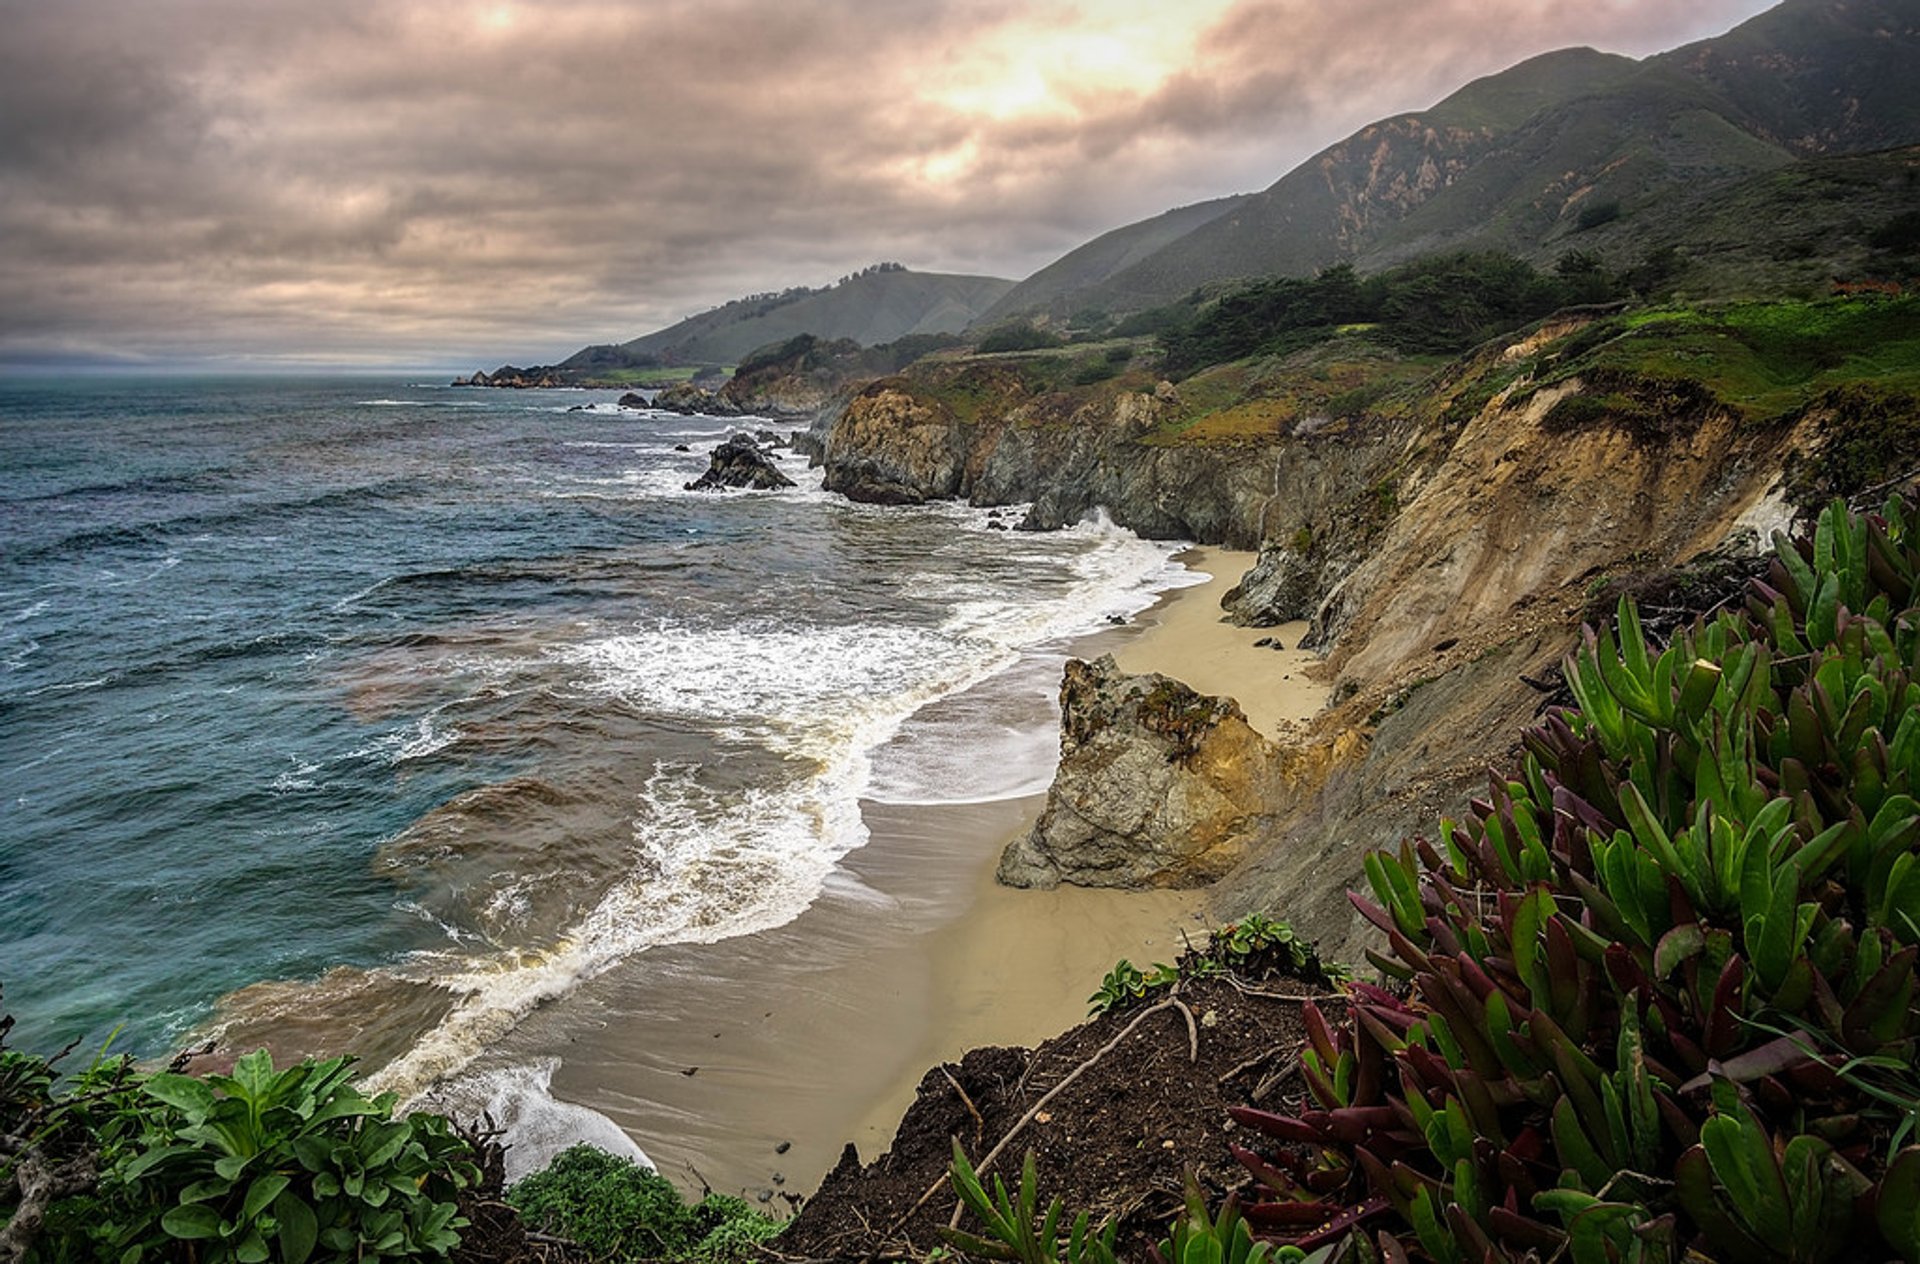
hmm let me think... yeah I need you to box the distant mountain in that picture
[990,0,1920,319]
[975,194,1251,325]
[565,266,1013,371]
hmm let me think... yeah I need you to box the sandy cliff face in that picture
[1208,356,1810,964]
[813,321,1832,966]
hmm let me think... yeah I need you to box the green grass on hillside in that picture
[1540,293,1920,421]
[1142,338,1442,447]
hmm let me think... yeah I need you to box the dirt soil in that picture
[770,970,1333,1262]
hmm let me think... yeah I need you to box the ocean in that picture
[0,375,1195,1170]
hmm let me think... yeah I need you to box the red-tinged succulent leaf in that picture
[1324,1105,1405,1146]
[1230,1143,1307,1197]
[1302,1055,1341,1111]
[1704,955,1746,1058]
[1347,981,1410,1010]
[1290,1197,1391,1249]
[1487,1205,1565,1251]
[1353,1008,1388,1104]
[1352,892,1401,937]
[1304,1001,1341,1066]
[1365,947,1414,981]
[1443,1200,1501,1258]
[1354,1005,1416,1051]
[1544,915,1587,1034]
[1376,1229,1413,1264]
[1679,1034,1823,1093]
[1604,941,1650,997]
[1228,1106,1322,1143]
[1241,1200,1345,1228]
[1842,944,1917,1051]
[1385,926,1435,975]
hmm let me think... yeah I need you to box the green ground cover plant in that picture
[506,1144,778,1263]
[1,1030,479,1263]
[1227,495,1920,1261]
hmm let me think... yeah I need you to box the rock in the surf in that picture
[684,434,797,492]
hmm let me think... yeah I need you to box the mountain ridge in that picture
[989,0,1920,320]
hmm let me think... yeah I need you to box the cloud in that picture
[0,0,1775,368]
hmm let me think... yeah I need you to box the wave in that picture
[412,1059,650,1182]
[359,525,1194,1102]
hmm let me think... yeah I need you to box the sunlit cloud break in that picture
[0,0,1774,369]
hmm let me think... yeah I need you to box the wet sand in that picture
[491,547,1321,1203]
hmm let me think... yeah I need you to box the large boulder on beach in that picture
[684,434,797,492]
[997,655,1296,890]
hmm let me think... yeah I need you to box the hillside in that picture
[566,266,1012,372]
[973,194,1251,325]
[992,0,1920,319]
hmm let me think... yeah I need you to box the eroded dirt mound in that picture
[775,974,1325,1261]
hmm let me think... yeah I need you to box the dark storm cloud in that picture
[0,0,1774,368]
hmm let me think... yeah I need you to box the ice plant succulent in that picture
[1230,496,1920,1262]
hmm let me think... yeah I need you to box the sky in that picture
[0,0,1780,372]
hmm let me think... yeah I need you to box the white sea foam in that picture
[345,712,461,766]
[420,1059,651,1183]
[363,503,1198,1105]
[358,399,431,407]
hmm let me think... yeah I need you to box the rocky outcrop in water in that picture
[655,383,742,416]
[684,434,796,492]
[997,656,1294,889]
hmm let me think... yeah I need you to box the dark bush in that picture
[977,323,1065,354]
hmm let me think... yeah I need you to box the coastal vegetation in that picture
[929,496,1920,1262]
[0,1031,478,1263]
[507,1146,778,1262]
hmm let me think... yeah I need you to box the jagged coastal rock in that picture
[655,382,742,416]
[683,434,796,492]
[997,656,1288,889]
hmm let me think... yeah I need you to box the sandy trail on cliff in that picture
[1111,546,1330,738]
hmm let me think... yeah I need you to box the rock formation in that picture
[683,434,796,492]
[997,656,1297,889]
[654,383,742,416]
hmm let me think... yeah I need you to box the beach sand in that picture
[506,546,1325,1203]
[1111,546,1329,738]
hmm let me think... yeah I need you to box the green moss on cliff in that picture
[1532,293,1920,423]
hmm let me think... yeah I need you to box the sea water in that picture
[0,376,1194,1131]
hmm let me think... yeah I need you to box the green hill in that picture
[566,266,1012,371]
[990,0,1920,320]
[975,194,1251,324]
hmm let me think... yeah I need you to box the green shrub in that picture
[1577,200,1622,231]
[1870,210,1920,255]
[1071,358,1121,386]
[1,1033,479,1264]
[943,1143,1119,1264]
[507,1144,777,1262]
[1229,496,1920,1261]
[977,324,1064,354]
[1086,915,1344,1016]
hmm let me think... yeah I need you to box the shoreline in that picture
[1110,546,1329,738]
[494,544,1329,1201]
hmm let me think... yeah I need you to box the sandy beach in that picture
[496,546,1326,1202]
[1112,547,1329,738]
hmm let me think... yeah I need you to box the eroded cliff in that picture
[813,295,1919,965]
